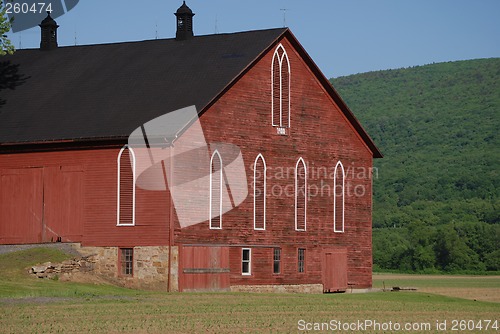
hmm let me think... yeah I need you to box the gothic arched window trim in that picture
[295,157,307,231]
[209,150,223,230]
[253,154,267,230]
[271,43,291,129]
[334,160,345,233]
[117,145,136,226]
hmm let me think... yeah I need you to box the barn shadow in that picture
[0,61,30,111]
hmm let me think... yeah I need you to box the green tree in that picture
[484,250,500,271]
[372,228,409,270]
[405,221,436,271]
[1,1,14,55]
[434,224,484,272]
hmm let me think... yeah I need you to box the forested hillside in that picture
[331,58,500,273]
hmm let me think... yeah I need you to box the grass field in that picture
[0,248,498,333]
[373,273,500,303]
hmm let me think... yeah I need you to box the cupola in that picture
[175,1,194,41]
[39,12,59,50]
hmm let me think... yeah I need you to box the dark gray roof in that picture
[0,28,287,144]
[0,27,382,158]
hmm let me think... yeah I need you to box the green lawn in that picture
[0,248,498,333]
[0,248,142,299]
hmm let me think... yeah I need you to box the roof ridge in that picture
[12,27,289,51]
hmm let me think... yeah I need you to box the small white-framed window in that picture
[271,43,291,131]
[209,150,223,229]
[334,160,345,233]
[242,248,251,275]
[295,157,307,231]
[253,154,267,230]
[117,145,136,226]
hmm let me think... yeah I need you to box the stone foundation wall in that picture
[230,284,323,294]
[66,244,179,291]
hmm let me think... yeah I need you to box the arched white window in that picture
[271,43,291,129]
[253,154,266,230]
[209,150,223,229]
[117,145,136,226]
[334,161,345,233]
[295,157,307,231]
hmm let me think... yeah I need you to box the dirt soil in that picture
[375,274,500,303]
[418,287,499,302]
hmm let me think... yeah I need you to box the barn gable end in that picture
[176,35,375,290]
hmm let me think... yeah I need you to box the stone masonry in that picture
[230,284,323,294]
[29,244,179,291]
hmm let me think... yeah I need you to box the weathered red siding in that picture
[174,37,373,288]
[0,149,170,246]
[229,246,323,286]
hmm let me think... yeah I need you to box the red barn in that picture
[0,3,382,292]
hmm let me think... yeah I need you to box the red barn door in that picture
[180,246,230,291]
[0,168,44,244]
[42,166,84,242]
[0,166,83,244]
[322,248,348,292]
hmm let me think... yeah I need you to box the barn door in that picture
[0,166,84,244]
[42,166,84,242]
[322,248,348,293]
[0,168,44,244]
[180,246,230,291]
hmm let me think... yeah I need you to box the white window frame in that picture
[334,160,345,233]
[295,157,307,231]
[117,145,136,226]
[271,43,291,128]
[242,248,251,276]
[253,153,267,230]
[209,150,223,230]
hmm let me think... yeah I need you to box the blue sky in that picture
[6,0,500,77]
